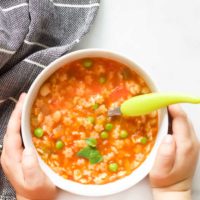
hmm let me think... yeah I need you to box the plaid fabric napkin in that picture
[0,0,100,199]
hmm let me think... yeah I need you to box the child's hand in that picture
[149,105,199,200]
[1,93,57,200]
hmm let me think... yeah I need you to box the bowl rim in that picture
[21,48,168,197]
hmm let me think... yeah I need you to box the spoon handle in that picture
[120,92,200,116]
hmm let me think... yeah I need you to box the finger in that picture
[6,93,26,136]
[168,104,198,152]
[22,148,45,188]
[150,134,176,185]
[168,105,191,141]
[168,105,199,179]
[168,104,186,118]
[1,149,24,188]
[3,93,26,161]
[22,148,57,200]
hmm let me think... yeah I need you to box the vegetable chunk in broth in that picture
[31,58,158,184]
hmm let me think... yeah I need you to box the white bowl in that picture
[21,49,168,197]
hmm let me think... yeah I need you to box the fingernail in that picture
[162,134,173,144]
[19,93,26,101]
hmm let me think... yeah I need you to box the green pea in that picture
[119,130,128,139]
[87,116,95,124]
[56,140,64,150]
[83,59,93,68]
[100,131,109,139]
[105,123,113,131]
[140,137,148,144]
[99,76,106,84]
[108,163,118,172]
[34,128,44,138]
[93,103,99,110]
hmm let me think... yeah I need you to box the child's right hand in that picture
[149,105,200,200]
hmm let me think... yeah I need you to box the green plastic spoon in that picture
[108,92,200,117]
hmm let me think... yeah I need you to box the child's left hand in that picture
[1,93,57,200]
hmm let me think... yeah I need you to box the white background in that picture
[58,0,200,199]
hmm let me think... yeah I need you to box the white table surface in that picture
[57,0,200,199]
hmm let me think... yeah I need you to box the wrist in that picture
[16,193,57,200]
[152,188,192,200]
[16,194,30,200]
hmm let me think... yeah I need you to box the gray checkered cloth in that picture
[0,0,100,199]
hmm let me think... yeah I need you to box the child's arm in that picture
[152,189,191,200]
[150,105,199,200]
[1,93,57,200]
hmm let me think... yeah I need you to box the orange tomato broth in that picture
[31,57,158,184]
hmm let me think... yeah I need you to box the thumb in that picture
[150,134,176,184]
[22,148,44,187]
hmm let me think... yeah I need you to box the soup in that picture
[31,57,158,184]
